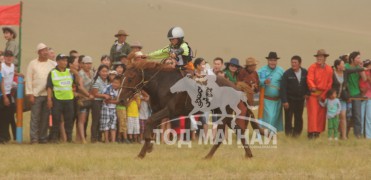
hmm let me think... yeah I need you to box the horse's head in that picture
[170,76,194,93]
[118,67,145,106]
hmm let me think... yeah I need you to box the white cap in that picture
[36,43,47,52]
[135,51,144,57]
[82,56,93,63]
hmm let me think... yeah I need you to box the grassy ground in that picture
[0,112,370,179]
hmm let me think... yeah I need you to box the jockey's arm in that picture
[147,46,170,60]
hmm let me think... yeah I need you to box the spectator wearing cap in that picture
[280,55,309,137]
[360,59,371,139]
[25,43,56,144]
[223,58,242,84]
[48,47,56,63]
[77,56,95,143]
[2,27,19,66]
[0,50,23,142]
[306,49,333,139]
[47,54,76,143]
[258,52,284,132]
[110,30,131,63]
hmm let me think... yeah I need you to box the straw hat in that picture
[130,41,142,48]
[114,30,129,37]
[314,49,329,57]
[245,57,258,66]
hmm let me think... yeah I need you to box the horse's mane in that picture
[127,61,177,72]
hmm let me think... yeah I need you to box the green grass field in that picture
[1,112,370,179]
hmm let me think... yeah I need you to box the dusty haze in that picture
[1,0,371,73]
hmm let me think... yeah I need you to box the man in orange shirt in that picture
[306,49,333,139]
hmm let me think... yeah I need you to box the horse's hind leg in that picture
[137,107,169,159]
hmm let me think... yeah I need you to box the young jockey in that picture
[147,27,194,70]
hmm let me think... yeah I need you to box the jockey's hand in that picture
[3,96,10,106]
[47,99,53,109]
[88,94,95,99]
[170,53,177,59]
[283,102,289,110]
[28,95,35,105]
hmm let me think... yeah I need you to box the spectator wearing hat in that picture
[345,51,367,138]
[280,55,309,137]
[2,27,19,66]
[25,43,56,144]
[0,50,22,142]
[47,54,76,143]
[258,52,284,132]
[360,59,371,139]
[306,49,333,139]
[237,57,260,106]
[128,41,143,58]
[223,58,241,84]
[110,30,131,63]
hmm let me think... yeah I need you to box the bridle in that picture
[119,68,162,100]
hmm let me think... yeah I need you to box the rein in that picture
[119,67,162,100]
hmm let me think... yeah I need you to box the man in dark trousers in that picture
[280,55,309,137]
[47,54,75,143]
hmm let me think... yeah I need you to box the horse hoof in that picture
[137,154,145,159]
[146,143,153,153]
[203,155,212,160]
[245,154,253,159]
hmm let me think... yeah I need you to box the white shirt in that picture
[115,41,125,52]
[1,63,15,94]
[25,59,56,96]
[294,68,302,83]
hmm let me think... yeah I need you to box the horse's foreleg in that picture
[137,107,169,159]
[235,122,253,159]
[204,122,226,160]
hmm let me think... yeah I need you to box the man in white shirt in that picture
[0,50,19,142]
[25,43,56,144]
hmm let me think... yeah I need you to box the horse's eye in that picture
[128,79,132,83]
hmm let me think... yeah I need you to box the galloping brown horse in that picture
[119,61,260,159]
